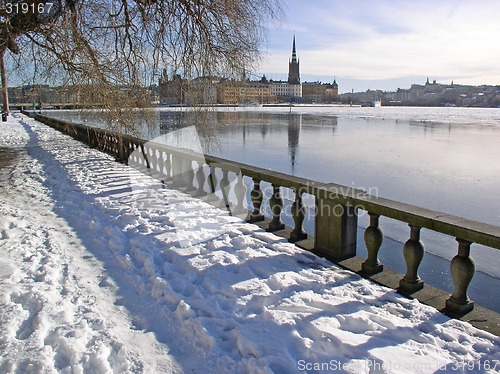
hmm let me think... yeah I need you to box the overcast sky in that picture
[257,0,500,93]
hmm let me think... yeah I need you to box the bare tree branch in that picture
[1,0,283,126]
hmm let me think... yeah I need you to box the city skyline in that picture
[257,0,500,93]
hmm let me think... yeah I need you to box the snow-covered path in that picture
[0,113,499,373]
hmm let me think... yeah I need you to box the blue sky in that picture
[257,0,500,93]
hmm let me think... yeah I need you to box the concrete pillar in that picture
[314,196,358,261]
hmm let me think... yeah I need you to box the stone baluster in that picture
[116,138,121,158]
[121,141,126,161]
[89,129,96,148]
[247,179,264,223]
[206,165,219,202]
[132,143,140,168]
[131,142,136,162]
[164,153,172,182]
[362,213,384,274]
[289,188,307,242]
[233,173,247,214]
[195,162,207,197]
[127,142,133,158]
[149,148,157,175]
[129,142,136,164]
[146,147,153,170]
[154,149,161,176]
[117,136,124,161]
[157,151,165,179]
[268,184,285,232]
[121,139,128,162]
[135,144,141,166]
[140,145,150,169]
[94,132,99,149]
[399,224,424,293]
[129,143,135,164]
[219,169,231,210]
[446,239,475,315]
[170,154,180,187]
[184,159,196,192]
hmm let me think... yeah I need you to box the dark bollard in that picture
[2,112,7,122]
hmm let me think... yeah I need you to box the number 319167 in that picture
[5,2,53,14]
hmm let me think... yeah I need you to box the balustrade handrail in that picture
[30,111,500,317]
[202,154,500,249]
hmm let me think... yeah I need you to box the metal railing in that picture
[31,112,500,317]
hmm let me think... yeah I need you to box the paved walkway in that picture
[0,148,18,186]
[0,147,16,169]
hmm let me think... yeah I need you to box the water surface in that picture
[46,106,500,280]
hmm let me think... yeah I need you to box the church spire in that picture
[291,34,297,63]
[288,35,300,84]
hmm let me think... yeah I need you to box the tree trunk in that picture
[1,50,9,120]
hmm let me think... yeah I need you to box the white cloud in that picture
[259,0,500,87]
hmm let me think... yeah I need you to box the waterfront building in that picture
[340,78,500,107]
[325,79,339,101]
[271,36,303,101]
[301,80,339,103]
[217,79,273,105]
[270,81,302,100]
[185,76,219,105]
[159,71,188,105]
[302,82,326,102]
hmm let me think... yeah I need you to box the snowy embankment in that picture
[0,113,499,373]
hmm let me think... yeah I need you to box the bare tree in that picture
[0,0,282,127]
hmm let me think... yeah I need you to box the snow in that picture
[0,113,499,373]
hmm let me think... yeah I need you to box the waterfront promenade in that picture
[1,113,499,372]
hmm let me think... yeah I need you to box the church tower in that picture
[288,35,300,84]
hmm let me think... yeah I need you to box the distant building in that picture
[302,79,339,103]
[339,89,384,104]
[186,77,219,105]
[217,79,273,105]
[270,81,302,99]
[159,70,188,105]
[325,80,339,101]
[340,78,500,107]
[271,36,302,101]
[302,82,326,102]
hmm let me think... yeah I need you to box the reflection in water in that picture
[157,111,327,173]
[157,111,338,174]
[288,114,301,171]
[158,109,224,153]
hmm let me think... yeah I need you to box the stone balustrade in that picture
[31,113,500,317]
